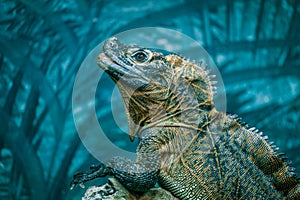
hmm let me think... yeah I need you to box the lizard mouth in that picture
[97,53,124,81]
[97,53,151,84]
[97,53,128,81]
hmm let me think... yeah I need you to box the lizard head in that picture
[97,37,214,141]
[98,37,169,88]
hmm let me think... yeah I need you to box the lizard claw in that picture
[70,183,75,191]
[79,183,86,189]
[70,163,111,190]
[89,164,99,170]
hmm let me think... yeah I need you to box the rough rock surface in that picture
[82,178,178,200]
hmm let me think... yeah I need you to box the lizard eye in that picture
[131,50,149,63]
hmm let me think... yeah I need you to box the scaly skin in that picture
[71,37,300,199]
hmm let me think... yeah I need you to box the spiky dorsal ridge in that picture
[228,113,286,156]
[165,54,217,99]
[227,113,300,197]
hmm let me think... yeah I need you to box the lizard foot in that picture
[70,163,111,190]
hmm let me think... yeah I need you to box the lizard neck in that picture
[121,54,216,140]
[123,68,215,139]
[134,83,215,134]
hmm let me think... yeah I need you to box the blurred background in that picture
[0,0,299,199]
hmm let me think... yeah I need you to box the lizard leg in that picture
[70,157,159,192]
[107,134,161,193]
[107,156,159,193]
[70,130,161,192]
[70,163,111,190]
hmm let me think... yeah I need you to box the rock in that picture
[82,178,178,200]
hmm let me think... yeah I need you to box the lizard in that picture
[71,37,300,199]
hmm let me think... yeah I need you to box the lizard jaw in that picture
[97,53,150,83]
[97,53,124,81]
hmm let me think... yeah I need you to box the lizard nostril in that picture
[103,38,119,52]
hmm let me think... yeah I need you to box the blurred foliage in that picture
[0,0,299,199]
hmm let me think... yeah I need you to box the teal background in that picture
[0,0,299,199]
